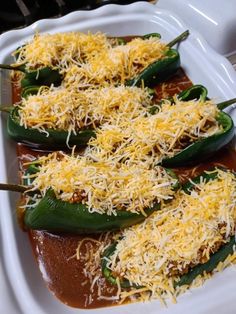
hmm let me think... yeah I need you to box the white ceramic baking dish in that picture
[1,2,236,314]
[157,0,236,56]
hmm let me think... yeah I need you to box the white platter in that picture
[1,2,236,314]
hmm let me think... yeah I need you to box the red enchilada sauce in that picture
[14,68,236,309]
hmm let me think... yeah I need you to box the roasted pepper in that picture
[22,165,178,234]
[0,31,188,90]
[141,84,234,167]
[0,63,62,89]
[175,235,235,287]
[149,84,208,115]
[5,85,152,148]
[7,106,95,149]
[174,168,236,287]
[24,189,159,234]
[102,168,236,289]
[126,30,189,87]
[5,85,234,152]
[160,88,235,167]
[4,85,153,147]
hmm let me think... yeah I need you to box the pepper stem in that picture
[167,30,190,48]
[0,64,24,72]
[217,98,236,110]
[0,183,28,193]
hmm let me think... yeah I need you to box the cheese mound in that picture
[18,85,151,134]
[13,32,167,87]
[13,32,112,70]
[63,37,167,87]
[29,152,177,215]
[106,169,236,301]
[86,97,222,166]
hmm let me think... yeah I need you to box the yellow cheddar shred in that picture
[13,32,112,70]
[18,85,151,134]
[29,152,177,215]
[106,169,236,301]
[13,32,167,88]
[87,97,222,166]
[62,37,167,88]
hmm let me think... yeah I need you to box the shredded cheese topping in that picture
[13,32,113,70]
[106,169,236,301]
[13,32,167,88]
[86,97,222,166]
[29,152,177,215]
[62,37,167,88]
[18,85,151,134]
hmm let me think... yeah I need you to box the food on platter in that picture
[86,85,235,167]
[1,24,236,310]
[18,151,178,233]
[0,30,188,90]
[101,168,236,302]
[6,85,152,148]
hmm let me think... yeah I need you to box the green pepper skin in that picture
[102,168,236,289]
[175,236,235,287]
[142,33,161,40]
[17,33,161,89]
[149,85,208,115]
[23,164,41,186]
[126,49,180,87]
[23,164,178,233]
[24,189,160,234]
[178,84,208,101]
[0,63,62,88]
[101,242,135,288]
[175,168,236,287]
[20,66,62,88]
[160,84,234,167]
[7,107,95,149]
[162,111,234,167]
[21,85,41,98]
[101,242,119,286]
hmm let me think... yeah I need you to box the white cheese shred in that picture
[18,85,151,136]
[87,97,222,167]
[29,152,177,215]
[106,169,236,302]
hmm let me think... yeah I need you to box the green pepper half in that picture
[162,113,234,168]
[24,189,160,234]
[126,30,189,87]
[0,31,188,91]
[148,84,234,167]
[0,63,62,89]
[161,90,235,167]
[23,165,178,234]
[175,168,236,287]
[7,107,95,149]
[102,168,236,289]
